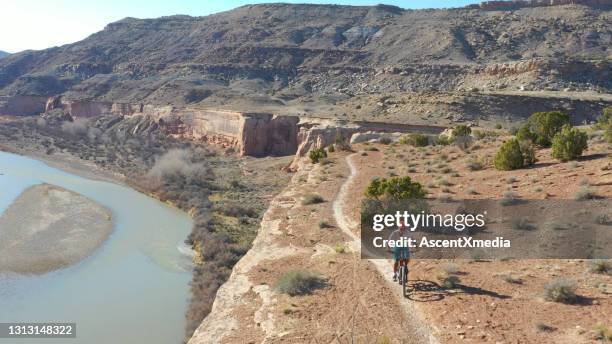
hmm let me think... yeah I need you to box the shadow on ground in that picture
[405,279,511,302]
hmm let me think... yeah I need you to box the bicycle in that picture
[398,258,410,297]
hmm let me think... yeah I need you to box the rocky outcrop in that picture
[294,119,445,158]
[295,119,362,157]
[482,59,541,77]
[239,114,299,156]
[467,0,612,10]
[155,108,446,158]
[0,95,47,115]
[2,93,446,157]
[45,95,142,118]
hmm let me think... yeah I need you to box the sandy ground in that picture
[0,184,113,274]
[342,134,611,344]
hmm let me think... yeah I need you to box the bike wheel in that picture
[402,266,408,297]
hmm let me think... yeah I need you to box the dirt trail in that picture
[332,153,440,344]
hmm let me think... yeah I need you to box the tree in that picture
[365,176,426,200]
[308,148,327,164]
[605,126,612,144]
[519,140,537,166]
[452,124,472,138]
[518,111,570,147]
[551,125,588,162]
[436,135,451,146]
[334,132,351,151]
[595,107,612,129]
[516,125,536,143]
[494,138,525,170]
[596,107,612,143]
[403,133,429,147]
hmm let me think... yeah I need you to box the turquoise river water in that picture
[0,151,194,344]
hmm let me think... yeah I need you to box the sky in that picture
[0,0,480,53]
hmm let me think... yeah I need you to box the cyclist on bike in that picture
[389,221,410,282]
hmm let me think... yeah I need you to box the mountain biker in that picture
[389,221,410,282]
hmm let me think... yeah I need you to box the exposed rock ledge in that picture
[2,93,445,157]
[0,184,113,274]
[188,153,437,343]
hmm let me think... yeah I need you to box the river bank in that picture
[0,114,293,339]
[0,150,195,344]
[0,142,127,185]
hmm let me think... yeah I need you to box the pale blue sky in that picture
[0,0,480,53]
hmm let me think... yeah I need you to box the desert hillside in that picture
[0,2,610,123]
[0,1,610,343]
[190,127,611,344]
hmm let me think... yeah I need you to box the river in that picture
[0,151,193,344]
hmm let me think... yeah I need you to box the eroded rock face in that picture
[240,114,299,156]
[295,119,361,157]
[45,96,142,118]
[0,95,47,115]
[294,119,446,158]
[3,92,447,158]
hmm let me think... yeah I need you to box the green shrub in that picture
[595,213,611,225]
[574,185,595,201]
[551,125,588,162]
[365,176,426,200]
[334,132,351,151]
[318,220,333,229]
[302,194,325,205]
[499,273,523,284]
[495,123,503,129]
[327,144,335,153]
[536,323,555,333]
[516,125,536,143]
[436,264,461,288]
[452,124,472,138]
[309,148,327,164]
[519,111,570,147]
[275,270,327,296]
[519,140,537,166]
[499,190,518,206]
[437,272,460,289]
[436,135,451,146]
[511,218,536,231]
[605,126,612,143]
[589,260,612,275]
[442,263,459,274]
[593,323,612,342]
[453,135,473,151]
[405,133,429,147]
[334,243,346,253]
[494,139,524,170]
[544,278,577,303]
[466,156,485,171]
[473,130,486,140]
[595,107,612,129]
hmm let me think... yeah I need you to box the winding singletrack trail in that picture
[333,153,440,344]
